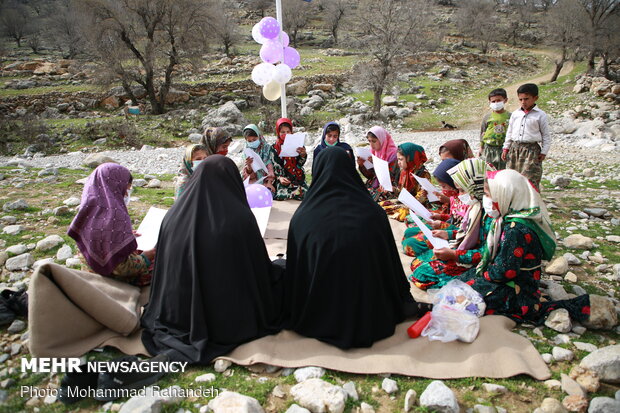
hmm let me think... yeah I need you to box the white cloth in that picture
[503,106,551,155]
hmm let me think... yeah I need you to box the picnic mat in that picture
[27,201,550,380]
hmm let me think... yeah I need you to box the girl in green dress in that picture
[458,169,591,324]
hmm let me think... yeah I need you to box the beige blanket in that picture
[28,201,550,380]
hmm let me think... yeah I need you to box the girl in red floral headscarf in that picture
[271,118,308,201]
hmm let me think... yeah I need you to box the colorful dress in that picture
[458,221,590,323]
[359,126,400,202]
[272,118,308,201]
[410,216,492,289]
[458,169,590,324]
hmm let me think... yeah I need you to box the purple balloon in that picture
[260,39,283,64]
[283,47,300,69]
[259,17,281,40]
[280,31,290,47]
[245,184,273,208]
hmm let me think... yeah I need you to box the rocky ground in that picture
[0,119,619,412]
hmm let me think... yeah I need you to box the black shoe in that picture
[0,295,16,326]
[1,289,28,318]
[58,368,99,405]
[95,354,169,402]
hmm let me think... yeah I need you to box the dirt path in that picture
[462,49,575,128]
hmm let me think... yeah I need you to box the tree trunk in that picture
[373,87,383,114]
[550,60,564,83]
[587,50,596,73]
[602,53,610,80]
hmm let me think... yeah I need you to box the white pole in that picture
[275,0,287,118]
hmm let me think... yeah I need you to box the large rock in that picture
[550,176,571,188]
[419,380,459,413]
[288,80,309,96]
[164,88,190,104]
[545,309,572,333]
[2,225,24,235]
[539,397,567,413]
[100,96,120,109]
[5,253,34,271]
[0,252,8,267]
[580,345,620,383]
[3,199,29,212]
[294,367,325,383]
[546,257,569,276]
[553,118,578,134]
[203,101,247,127]
[381,378,398,394]
[561,373,586,397]
[570,366,600,393]
[564,234,594,249]
[553,347,574,362]
[56,245,73,261]
[562,395,588,412]
[382,96,398,106]
[83,153,117,168]
[588,397,620,413]
[290,378,347,413]
[583,295,618,330]
[36,235,64,251]
[207,391,264,413]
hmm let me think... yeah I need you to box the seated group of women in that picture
[67,130,593,366]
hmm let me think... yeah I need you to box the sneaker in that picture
[1,289,28,317]
[0,295,16,326]
[95,354,169,401]
[58,368,99,405]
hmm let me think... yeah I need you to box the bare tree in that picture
[456,0,498,53]
[323,0,350,45]
[597,10,619,79]
[247,0,272,18]
[544,0,588,81]
[47,0,85,58]
[354,0,435,114]
[577,0,619,73]
[0,1,30,47]
[211,2,241,58]
[79,0,211,114]
[282,0,314,47]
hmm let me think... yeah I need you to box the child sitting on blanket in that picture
[68,163,155,286]
[242,124,276,193]
[395,143,431,206]
[174,144,208,200]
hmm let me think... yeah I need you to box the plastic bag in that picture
[421,280,486,343]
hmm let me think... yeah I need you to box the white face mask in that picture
[490,101,505,111]
[193,160,203,169]
[458,193,474,205]
[483,195,500,218]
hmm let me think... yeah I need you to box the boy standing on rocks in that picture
[501,83,551,191]
[479,88,510,170]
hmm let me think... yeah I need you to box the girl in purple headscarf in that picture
[68,163,155,286]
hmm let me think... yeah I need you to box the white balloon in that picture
[251,63,275,86]
[272,64,292,84]
[263,80,281,101]
[252,23,266,44]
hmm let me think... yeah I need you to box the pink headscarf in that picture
[368,126,398,162]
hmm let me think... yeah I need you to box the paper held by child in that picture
[414,175,440,203]
[244,148,269,173]
[243,176,250,187]
[398,189,432,222]
[136,207,168,251]
[251,206,271,238]
[355,147,374,169]
[372,155,393,192]
[409,213,450,249]
[279,133,306,157]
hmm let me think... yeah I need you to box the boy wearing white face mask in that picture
[479,88,510,170]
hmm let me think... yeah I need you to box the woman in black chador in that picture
[284,147,420,349]
[141,155,283,364]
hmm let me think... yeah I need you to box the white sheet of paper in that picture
[414,175,440,203]
[409,214,450,249]
[398,189,432,222]
[244,148,268,173]
[251,206,271,238]
[279,133,306,157]
[243,176,250,187]
[355,147,373,169]
[372,155,393,192]
[136,207,168,251]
